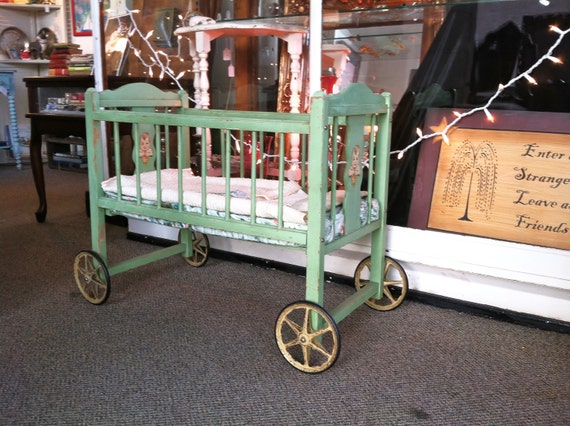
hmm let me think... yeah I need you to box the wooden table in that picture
[26,111,86,223]
[23,75,195,223]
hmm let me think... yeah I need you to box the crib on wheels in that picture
[74,82,408,373]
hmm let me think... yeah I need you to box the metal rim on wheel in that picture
[275,301,340,373]
[73,250,111,305]
[180,231,209,267]
[354,255,408,311]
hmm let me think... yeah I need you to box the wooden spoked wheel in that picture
[180,231,209,267]
[74,250,111,305]
[275,301,340,373]
[354,255,408,311]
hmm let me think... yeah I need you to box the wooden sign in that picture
[409,109,570,251]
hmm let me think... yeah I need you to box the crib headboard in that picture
[85,82,190,176]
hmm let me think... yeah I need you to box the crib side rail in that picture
[86,88,313,245]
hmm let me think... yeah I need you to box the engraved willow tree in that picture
[443,140,498,222]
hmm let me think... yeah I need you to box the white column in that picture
[91,0,109,178]
[309,0,323,98]
[195,31,212,110]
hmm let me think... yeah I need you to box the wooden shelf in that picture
[0,3,60,13]
[0,59,50,65]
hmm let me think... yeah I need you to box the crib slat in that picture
[113,120,122,199]
[250,132,258,224]
[366,114,379,224]
[200,129,208,215]
[330,116,339,236]
[132,124,142,205]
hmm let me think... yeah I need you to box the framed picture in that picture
[408,108,570,251]
[104,16,131,75]
[8,48,20,60]
[72,0,93,36]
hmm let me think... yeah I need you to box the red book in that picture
[49,60,68,68]
[49,52,71,59]
[48,68,69,76]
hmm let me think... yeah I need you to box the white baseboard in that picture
[128,219,570,322]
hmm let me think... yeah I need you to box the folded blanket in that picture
[101,169,309,224]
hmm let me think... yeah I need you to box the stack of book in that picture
[48,43,83,76]
[51,152,88,170]
[68,54,94,76]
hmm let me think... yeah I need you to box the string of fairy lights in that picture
[112,5,568,163]
[394,24,570,159]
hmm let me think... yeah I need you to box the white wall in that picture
[209,227,570,323]
[129,219,570,323]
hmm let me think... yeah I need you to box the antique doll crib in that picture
[74,82,408,373]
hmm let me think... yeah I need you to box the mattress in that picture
[101,168,379,246]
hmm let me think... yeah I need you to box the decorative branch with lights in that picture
[119,8,194,102]
[392,25,569,159]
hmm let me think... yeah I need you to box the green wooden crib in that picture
[74,82,408,373]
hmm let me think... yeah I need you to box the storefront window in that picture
[108,0,568,244]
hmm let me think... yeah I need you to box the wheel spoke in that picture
[194,245,207,258]
[308,324,334,340]
[181,232,209,267]
[76,265,90,277]
[301,345,311,367]
[383,286,397,304]
[86,281,103,299]
[308,337,334,359]
[302,306,311,333]
[89,264,103,280]
[283,317,303,335]
[282,317,303,348]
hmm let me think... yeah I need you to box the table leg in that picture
[29,123,46,223]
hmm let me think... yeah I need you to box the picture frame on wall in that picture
[408,108,570,251]
[104,16,131,75]
[72,0,93,36]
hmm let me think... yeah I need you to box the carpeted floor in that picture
[1,165,569,425]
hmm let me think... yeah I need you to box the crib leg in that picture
[88,193,108,264]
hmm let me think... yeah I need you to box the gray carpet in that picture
[1,165,569,425]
